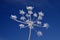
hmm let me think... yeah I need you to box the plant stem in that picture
[28,28,32,40]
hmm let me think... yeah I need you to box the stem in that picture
[30,15,31,21]
[28,28,32,40]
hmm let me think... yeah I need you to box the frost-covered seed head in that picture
[28,11,33,14]
[19,10,25,15]
[11,15,17,20]
[19,24,25,28]
[33,13,37,17]
[37,31,43,36]
[38,11,44,16]
[43,23,49,29]
[38,16,42,20]
[20,16,25,20]
[26,14,31,17]
[26,6,34,10]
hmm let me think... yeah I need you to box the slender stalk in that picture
[30,15,31,21]
[28,28,32,40]
[14,19,27,24]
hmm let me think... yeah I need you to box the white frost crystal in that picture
[33,13,37,17]
[19,10,25,15]
[37,31,43,36]
[19,24,25,28]
[11,15,17,19]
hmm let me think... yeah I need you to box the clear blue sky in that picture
[0,0,60,40]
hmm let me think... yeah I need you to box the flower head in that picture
[37,31,43,37]
[11,15,17,20]
[19,10,25,15]
[19,24,25,29]
[43,23,49,29]
[26,6,34,10]
[33,13,37,17]
[38,11,44,16]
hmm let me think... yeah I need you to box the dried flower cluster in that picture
[11,6,49,40]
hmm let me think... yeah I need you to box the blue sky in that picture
[0,0,60,40]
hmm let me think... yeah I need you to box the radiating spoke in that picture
[14,19,27,24]
[33,24,42,28]
[33,24,39,26]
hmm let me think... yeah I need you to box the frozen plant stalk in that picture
[10,6,49,40]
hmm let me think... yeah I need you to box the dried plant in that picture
[10,6,49,40]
